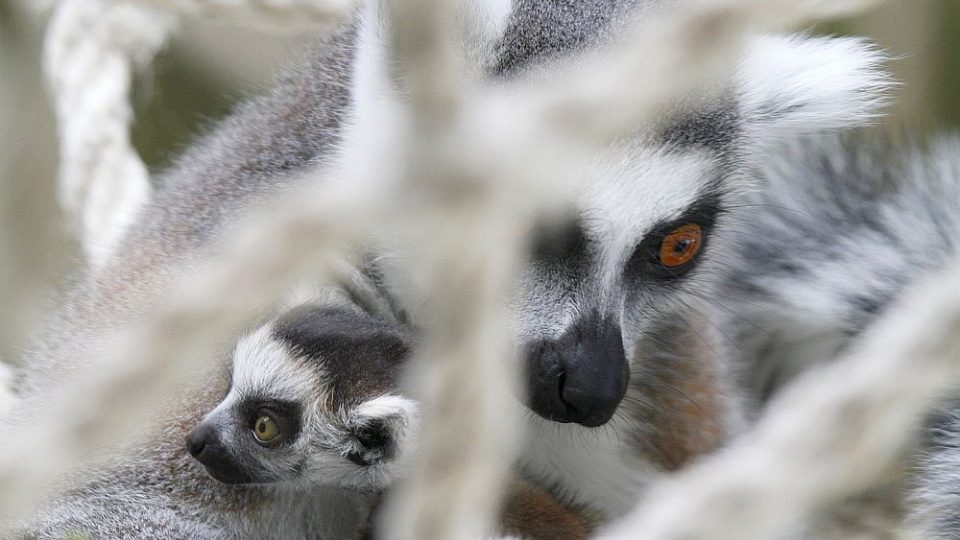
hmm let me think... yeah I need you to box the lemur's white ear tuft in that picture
[354,395,419,432]
[737,34,891,144]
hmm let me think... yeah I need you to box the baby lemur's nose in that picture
[186,424,215,458]
[525,313,630,427]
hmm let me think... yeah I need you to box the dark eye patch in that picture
[238,399,302,448]
[626,193,722,282]
[529,214,589,262]
[528,214,591,279]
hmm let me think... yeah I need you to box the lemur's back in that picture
[15,25,359,397]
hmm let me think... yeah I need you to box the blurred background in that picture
[0,0,958,362]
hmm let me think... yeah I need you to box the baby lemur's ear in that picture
[345,395,419,467]
[736,34,890,147]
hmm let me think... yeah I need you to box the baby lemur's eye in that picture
[249,407,298,447]
[659,223,702,269]
[252,414,281,444]
[246,403,301,448]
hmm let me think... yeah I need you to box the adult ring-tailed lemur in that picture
[12,0,892,533]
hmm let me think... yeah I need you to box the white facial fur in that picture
[510,141,722,357]
[229,325,323,405]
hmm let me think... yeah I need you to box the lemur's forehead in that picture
[578,143,718,260]
[270,305,409,408]
[231,325,320,403]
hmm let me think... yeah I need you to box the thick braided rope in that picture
[41,0,353,268]
[43,0,174,267]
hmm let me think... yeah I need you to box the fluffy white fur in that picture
[230,325,324,405]
[737,34,890,146]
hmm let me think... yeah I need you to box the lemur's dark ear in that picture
[353,395,418,429]
[736,35,891,147]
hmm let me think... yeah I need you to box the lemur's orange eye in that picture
[659,223,702,268]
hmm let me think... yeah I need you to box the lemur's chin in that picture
[340,464,396,493]
[202,465,255,485]
[533,409,614,428]
[576,411,616,428]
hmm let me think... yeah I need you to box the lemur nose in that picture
[186,424,214,458]
[525,314,630,427]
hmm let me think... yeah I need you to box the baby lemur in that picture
[13,305,417,540]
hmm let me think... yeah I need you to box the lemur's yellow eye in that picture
[252,415,280,443]
[659,223,702,268]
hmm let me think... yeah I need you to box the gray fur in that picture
[492,0,669,75]
[714,133,960,409]
[910,408,960,539]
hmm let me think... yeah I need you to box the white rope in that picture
[373,2,529,537]
[43,0,175,267]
